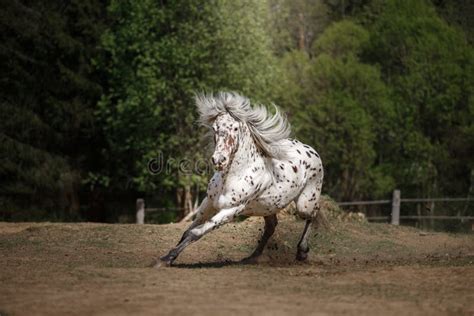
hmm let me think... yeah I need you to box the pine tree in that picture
[0,1,106,220]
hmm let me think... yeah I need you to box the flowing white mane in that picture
[195,92,291,158]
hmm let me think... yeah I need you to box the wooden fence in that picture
[337,190,474,229]
[135,198,184,224]
[136,190,474,229]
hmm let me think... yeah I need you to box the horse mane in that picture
[195,92,291,158]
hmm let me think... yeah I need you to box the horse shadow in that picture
[170,259,247,269]
[161,255,301,269]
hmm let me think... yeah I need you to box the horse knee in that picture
[296,201,319,220]
[295,185,320,217]
[178,228,199,244]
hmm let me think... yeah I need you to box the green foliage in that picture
[313,19,369,58]
[96,0,280,196]
[2,0,472,224]
[365,0,474,197]
[278,0,473,204]
[0,1,106,220]
[280,21,394,200]
[269,0,330,54]
[431,0,474,45]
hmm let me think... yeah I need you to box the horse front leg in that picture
[151,197,213,267]
[154,205,244,267]
[176,197,215,244]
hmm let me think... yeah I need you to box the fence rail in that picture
[135,198,185,224]
[368,216,474,220]
[145,207,184,212]
[337,197,473,206]
[136,190,473,228]
[336,190,473,229]
[398,215,474,220]
[400,197,472,203]
[337,200,391,206]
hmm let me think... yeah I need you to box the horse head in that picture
[211,113,241,171]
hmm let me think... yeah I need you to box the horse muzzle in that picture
[212,155,227,171]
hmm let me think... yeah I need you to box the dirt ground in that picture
[0,214,473,316]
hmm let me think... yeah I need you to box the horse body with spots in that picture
[156,93,323,267]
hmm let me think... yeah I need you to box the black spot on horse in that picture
[292,166,298,173]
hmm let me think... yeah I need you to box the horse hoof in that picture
[296,252,308,262]
[241,255,270,265]
[241,256,259,265]
[150,257,173,268]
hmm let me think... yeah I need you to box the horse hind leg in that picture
[295,218,314,261]
[294,180,322,261]
[242,214,278,264]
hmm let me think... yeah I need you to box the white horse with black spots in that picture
[155,92,324,267]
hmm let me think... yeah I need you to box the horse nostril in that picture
[212,155,227,166]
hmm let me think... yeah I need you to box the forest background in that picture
[1,0,472,228]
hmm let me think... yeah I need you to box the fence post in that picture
[136,198,145,224]
[391,190,400,225]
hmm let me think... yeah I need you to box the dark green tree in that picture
[0,1,107,220]
[365,0,474,198]
[432,0,474,45]
[279,21,395,201]
[96,0,280,217]
[268,0,331,54]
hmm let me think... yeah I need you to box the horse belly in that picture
[242,185,298,216]
[243,200,279,216]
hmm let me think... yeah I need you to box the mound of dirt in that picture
[0,205,473,315]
